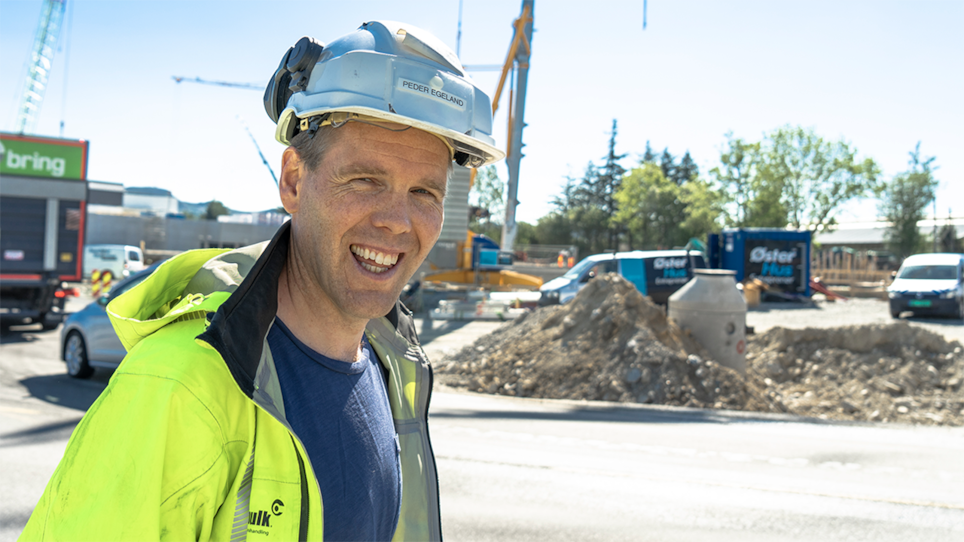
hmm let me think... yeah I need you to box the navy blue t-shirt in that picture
[269,318,401,542]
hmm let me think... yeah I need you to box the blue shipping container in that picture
[708,229,811,297]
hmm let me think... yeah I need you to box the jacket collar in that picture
[197,221,418,398]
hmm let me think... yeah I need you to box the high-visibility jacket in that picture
[20,222,441,541]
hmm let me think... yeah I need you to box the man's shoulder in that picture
[115,317,246,411]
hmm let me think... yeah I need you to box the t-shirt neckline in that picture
[272,318,371,376]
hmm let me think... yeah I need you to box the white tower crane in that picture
[13,0,67,134]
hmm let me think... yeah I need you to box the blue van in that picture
[539,250,706,305]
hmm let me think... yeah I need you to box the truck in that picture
[1,133,89,329]
[707,228,812,298]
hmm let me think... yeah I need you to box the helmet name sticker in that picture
[398,79,465,110]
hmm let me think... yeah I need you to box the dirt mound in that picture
[436,273,964,425]
[436,274,780,412]
[748,324,964,425]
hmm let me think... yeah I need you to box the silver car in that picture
[61,263,159,378]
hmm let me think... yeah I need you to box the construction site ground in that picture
[420,298,964,367]
[749,297,964,343]
[422,278,964,427]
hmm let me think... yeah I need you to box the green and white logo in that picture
[0,135,86,180]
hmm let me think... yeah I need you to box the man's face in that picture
[281,121,448,322]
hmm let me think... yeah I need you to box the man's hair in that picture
[289,124,455,185]
[289,126,338,172]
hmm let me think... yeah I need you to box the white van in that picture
[83,244,145,279]
[887,253,964,319]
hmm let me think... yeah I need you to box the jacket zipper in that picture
[291,435,310,542]
[423,361,443,540]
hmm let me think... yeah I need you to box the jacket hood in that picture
[107,243,268,352]
[107,221,417,400]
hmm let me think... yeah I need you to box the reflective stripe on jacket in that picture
[20,222,441,541]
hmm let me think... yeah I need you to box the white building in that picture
[123,186,179,215]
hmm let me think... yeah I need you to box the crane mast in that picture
[499,0,534,253]
[14,0,67,134]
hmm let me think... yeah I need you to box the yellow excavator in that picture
[422,230,542,290]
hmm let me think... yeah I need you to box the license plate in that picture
[909,300,932,307]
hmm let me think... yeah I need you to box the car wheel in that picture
[65,332,94,379]
[891,310,901,319]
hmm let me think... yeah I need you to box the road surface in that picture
[1,300,962,541]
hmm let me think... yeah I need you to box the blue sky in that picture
[1,0,961,225]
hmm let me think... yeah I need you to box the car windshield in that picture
[897,265,957,280]
[562,257,612,280]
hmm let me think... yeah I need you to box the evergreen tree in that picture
[597,119,627,248]
[551,176,578,213]
[572,162,610,254]
[642,141,657,163]
[675,151,699,185]
[659,149,675,182]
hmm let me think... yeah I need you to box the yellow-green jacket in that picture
[21,223,441,541]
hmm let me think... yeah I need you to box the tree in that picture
[613,163,682,249]
[533,212,574,246]
[642,141,657,163]
[515,221,539,246]
[564,120,627,255]
[568,162,609,254]
[551,176,578,214]
[711,134,783,228]
[878,143,939,259]
[469,166,505,241]
[678,178,724,243]
[596,120,627,248]
[615,163,723,249]
[761,126,880,233]
[675,151,699,185]
[205,200,230,220]
[659,148,675,183]
[937,221,962,253]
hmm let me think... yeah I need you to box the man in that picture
[21,21,502,541]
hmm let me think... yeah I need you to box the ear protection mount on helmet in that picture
[263,36,325,123]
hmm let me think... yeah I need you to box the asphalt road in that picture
[2,299,963,541]
[432,392,964,542]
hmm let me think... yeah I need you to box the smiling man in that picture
[21,22,502,542]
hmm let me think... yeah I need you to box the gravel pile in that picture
[436,274,780,412]
[748,324,964,425]
[437,273,964,425]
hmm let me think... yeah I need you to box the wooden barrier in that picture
[810,268,893,287]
